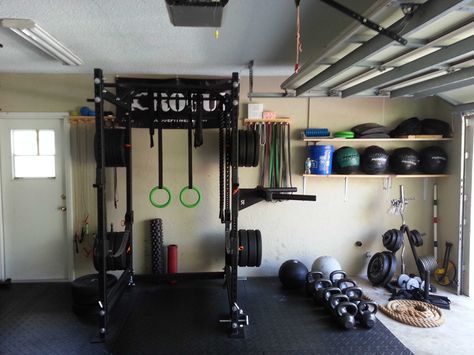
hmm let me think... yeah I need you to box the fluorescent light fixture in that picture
[0,18,83,66]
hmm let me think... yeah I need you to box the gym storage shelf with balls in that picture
[302,136,451,194]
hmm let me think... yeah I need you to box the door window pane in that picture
[39,130,55,155]
[12,130,38,155]
[11,129,56,178]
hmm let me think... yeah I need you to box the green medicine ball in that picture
[333,146,360,174]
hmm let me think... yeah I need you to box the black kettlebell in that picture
[305,271,323,297]
[328,294,349,316]
[336,278,357,292]
[357,301,378,329]
[336,301,358,330]
[312,279,332,306]
[342,286,363,301]
[322,287,341,309]
[330,270,347,285]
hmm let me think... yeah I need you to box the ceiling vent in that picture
[165,0,229,27]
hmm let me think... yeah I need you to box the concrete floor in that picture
[355,277,474,355]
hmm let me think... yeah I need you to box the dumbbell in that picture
[305,271,323,297]
[357,301,378,329]
[328,294,349,316]
[312,279,333,306]
[336,301,358,330]
[397,274,421,290]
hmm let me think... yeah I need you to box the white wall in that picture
[0,74,457,280]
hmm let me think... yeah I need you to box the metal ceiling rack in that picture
[278,0,474,108]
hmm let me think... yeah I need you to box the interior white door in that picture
[0,116,68,281]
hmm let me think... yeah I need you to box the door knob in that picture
[58,207,67,211]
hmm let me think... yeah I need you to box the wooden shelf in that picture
[303,174,449,178]
[244,117,291,124]
[303,136,452,142]
[69,115,115,124]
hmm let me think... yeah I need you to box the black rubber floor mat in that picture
[111,278,412,355]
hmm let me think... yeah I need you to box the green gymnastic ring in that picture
[179,186,202,208]
[149,186,172,208]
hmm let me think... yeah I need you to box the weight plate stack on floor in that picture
[247,230,257,267]
[151,218,165,277]
[71,273,117,317]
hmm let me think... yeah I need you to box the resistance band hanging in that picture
[179,96,202,208]
[149,94,172,208]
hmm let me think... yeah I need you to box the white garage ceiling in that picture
[0,0,377,75]
[0,0,472,107]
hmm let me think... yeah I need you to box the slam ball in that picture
[278,260,308,289]
[361,146,389,174]
[311,256,342,279]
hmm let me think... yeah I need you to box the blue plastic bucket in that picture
[309,145,334,175]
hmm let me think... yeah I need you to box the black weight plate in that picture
[410,230,423,247]
[252,130,260,167]
[238,130,246,167]
[367,252,390,286]
[71,273,117,299]
[245,130,255,167]
[247,230,257,267]
[381,251,397,286]
[238,229,248,267]
[255,229,262,267]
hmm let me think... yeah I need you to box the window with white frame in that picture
[11,129,56,178]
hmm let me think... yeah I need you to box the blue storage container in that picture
[309,145,334,175]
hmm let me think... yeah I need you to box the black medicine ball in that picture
[390,147,419,174]
[333,146,360,174]
[361,146,389,174]
[419,146,448,174]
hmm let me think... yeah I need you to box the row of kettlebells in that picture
[306,270,378,330]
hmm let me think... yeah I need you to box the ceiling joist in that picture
[341,35,474,97]
[289,0,471,96]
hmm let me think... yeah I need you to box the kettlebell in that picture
[330,270,347,285]
[305,271,323,297]
[322,287,341,309]
[342,286,363,301]
[312,279,332,306]
[328,294,349,316]
[336,301,358,330]
[336,278,357,291]
[357,301,378,329]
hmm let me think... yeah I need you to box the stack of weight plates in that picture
[71,273,117,317]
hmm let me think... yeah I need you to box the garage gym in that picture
[0,1,474,354]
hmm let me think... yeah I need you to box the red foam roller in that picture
[167,244,178,284]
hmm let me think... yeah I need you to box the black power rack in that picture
[93,68,316,340]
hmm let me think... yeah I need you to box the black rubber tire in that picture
[252,130,260,167]
[71,273,117,302]
[247,230,257,267]
[238,230,248,267]
[245,130,255,167]
[255,229,262,267]
[238,130,246,167]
